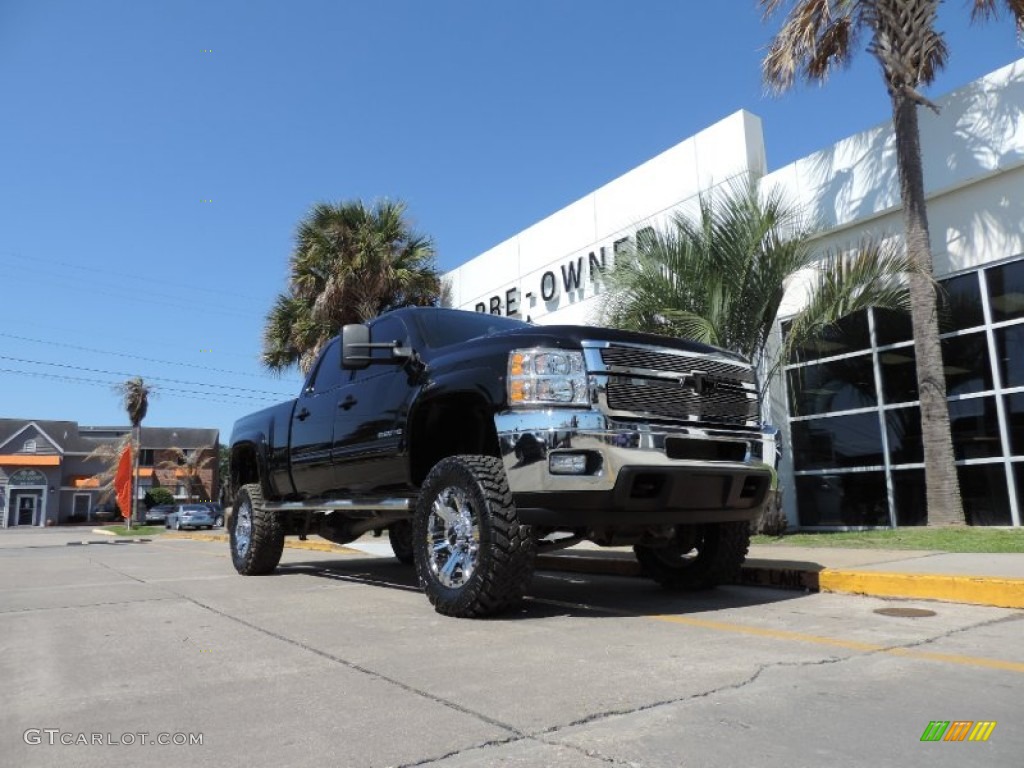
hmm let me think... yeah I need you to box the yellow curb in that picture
[90,528,116,537]
[819,569,1024,610]
[164,531,361,556]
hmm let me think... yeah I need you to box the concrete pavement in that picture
[6,526,1020,609]
[5,529,1024,767]
[135,528,1024,611]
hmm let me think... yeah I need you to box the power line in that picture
[0,315,270,364]
[0,331,296,383]
[0,354,291,397]
[0,250,269,305]
[0,261,263,321]
[0,367,276,406]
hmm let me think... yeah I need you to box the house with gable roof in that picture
[0,418,219,527]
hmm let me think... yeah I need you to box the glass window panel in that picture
[941,332,992,395]
[994,324,1024,388]
[873,308,913,346]
[949,396,1001,460]
[787,354,877,417]
[785,310,870,364]
[891,468,926,526]
[986,260,1024,322]
[878,346,917,404]
[1005,392,1024,456]
[795,472,889,527]
[791,413,884,470]
[885,406,923,465]
[307,338,341,392]
[1013,463,1024,523]
[959,464,1012,526]
[937,272,983,332]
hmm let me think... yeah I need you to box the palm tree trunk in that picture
[132,425,142,526]
[891,91,965,525]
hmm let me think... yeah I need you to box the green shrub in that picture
[144,487,175,508]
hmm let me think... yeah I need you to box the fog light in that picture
[549,453,588,475]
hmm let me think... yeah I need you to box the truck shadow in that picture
[277,555,813,620]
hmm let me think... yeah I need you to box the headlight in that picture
[507,348,588,406]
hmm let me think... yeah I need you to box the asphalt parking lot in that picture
[2,530,1022,767]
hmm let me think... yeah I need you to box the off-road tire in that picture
[413,455,535,618]
[388,520,415,565]
[230,483,284,576]
[634,521,750,590]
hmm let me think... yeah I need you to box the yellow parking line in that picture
[531,597,1024,674]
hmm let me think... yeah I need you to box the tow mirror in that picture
[342,323,415,369]
[341,324,371,369]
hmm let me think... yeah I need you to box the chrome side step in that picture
[263,498,414,514]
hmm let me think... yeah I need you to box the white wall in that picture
[446,110,767,324]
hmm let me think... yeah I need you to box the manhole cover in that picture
[874,607,937,618]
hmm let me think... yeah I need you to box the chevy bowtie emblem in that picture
[687,371,716,395]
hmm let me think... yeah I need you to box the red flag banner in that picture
[114,444,133,520]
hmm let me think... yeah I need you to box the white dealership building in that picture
[445,58,1024,529]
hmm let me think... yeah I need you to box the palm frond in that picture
[261,198,441,374]
[782,238,920,364]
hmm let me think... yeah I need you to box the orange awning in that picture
[0,454,60,466]
[139,467,154,478]
[72,477,100,488]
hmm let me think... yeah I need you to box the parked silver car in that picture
[165,504,216,531]
[144,504,175,525]
[201,502,224,527]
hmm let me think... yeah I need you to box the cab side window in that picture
[303,338,342,394]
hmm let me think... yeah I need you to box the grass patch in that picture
[752,527,1024,553]
[104,525,165,536]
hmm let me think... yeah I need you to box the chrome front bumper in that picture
[495,409,772,526]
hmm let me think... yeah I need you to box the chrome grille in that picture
[592,343,758,425]
[605,381,758,423]
[600,346,754,384]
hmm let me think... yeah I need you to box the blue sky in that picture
[1,0,1021,444]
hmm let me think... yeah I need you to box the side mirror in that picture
[341,324,371,369]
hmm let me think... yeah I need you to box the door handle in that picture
[340,396,357,410]
[296,407,311,421]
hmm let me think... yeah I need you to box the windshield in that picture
[414,309,528,349]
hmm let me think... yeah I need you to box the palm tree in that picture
[760,1,1024,525]
[263,199,441,374]
[158,446,215,504]
[601,177,915,397]
[117,377,151,526]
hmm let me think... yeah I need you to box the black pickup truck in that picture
[229,307,773,617]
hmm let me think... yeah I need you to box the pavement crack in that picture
[0,596,181,615]
[537,665,771,737]
[83,554,147,583]
[870,610,1024,655]
[534,654,853,747]
[391,735,525,768]
[181,595,526,740]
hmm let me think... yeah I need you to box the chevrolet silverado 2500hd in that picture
[228,307,772,617]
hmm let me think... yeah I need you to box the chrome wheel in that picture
[426,486,480,588]
[234,499,253,559]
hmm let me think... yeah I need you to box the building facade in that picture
[444,58,1024,528]
[0,419,219,527]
